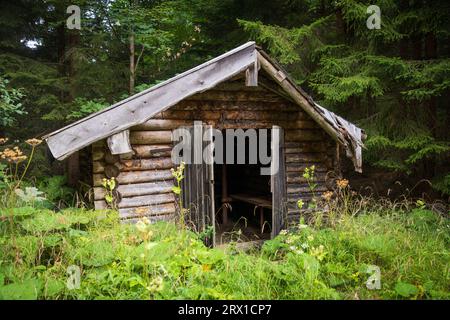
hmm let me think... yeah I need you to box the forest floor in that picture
[0,203,448,300]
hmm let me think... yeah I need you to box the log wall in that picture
[92,80,338,224]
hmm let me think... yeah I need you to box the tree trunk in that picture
[68,29,80,101]
[129,33,135,95]
[425,32,438,137]
[67,151,80,187]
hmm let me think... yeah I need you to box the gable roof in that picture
[44,42,365,172]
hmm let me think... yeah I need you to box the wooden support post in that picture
[66,151,80,187]
[107,130,132,155]
[245,58,258,87]
[221,163,229,225]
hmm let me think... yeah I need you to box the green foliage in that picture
[432,173,450,195]
[0,202,448,300]
[0,77,26,127]
[238,0,450,191]
[365,134,450,175]
[239,17,329,65]
[394,281,419,298]
[66,98,108,121]
[101,177,117,208]
[37,175,74,206]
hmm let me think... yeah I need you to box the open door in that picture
[271,125,286,238]
[182,122,215,246]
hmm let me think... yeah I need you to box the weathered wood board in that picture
[45,42,257,160]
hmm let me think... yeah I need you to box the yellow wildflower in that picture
[336,179,349,189]
[321,191,333,202]
[0,147,27,163]
[25,138,43,146]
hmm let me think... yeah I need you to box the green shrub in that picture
[0,202,448,300]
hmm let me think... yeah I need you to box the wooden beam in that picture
[66,151,80,187]
[107,130,132,155]
[132,119,191,131]
[245,58,258,87]
[93,157,173,173]
[129,131,172,145]
[45,42,257,160]
[257,51,344,146]
[94,181,173,200]
[119,193,175,209]
[93,169,173,186]
[118,203,176,219]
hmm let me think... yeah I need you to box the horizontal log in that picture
[286,172,327,184]
[119,203,176,219]
[94,200,108,209]
[122,214,175,224]
[287,201,326,211]
[174,100,299,112]
[129,131,172,145]
[132,119,192,131]
[284,142,327,153]
[287,193,323,203]
[119,193,175,209]
[285,130,325,142]
[287,184,328,194]
[224,111,305,121]
[153,110,309,122]
[96,193,175,210]
[285,153,325,163]
[132,145,172,158]
[94,181,174,200]
[186,90,286,102]
[286,164,328,173]
[93,145,172,161]
[212,119,316,130]
[93,169,173,186]
[93,157,173,173]
[153,110,222,120]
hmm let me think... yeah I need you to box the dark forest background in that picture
[1,0,449,200]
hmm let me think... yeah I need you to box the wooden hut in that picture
[44,42,364,243]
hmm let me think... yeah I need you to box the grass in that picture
[0,202,448,300]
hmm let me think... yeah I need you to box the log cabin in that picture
[43,42,365,245]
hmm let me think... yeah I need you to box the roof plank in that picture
[45,42,256,160]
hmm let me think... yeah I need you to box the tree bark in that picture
[129,33,135,95]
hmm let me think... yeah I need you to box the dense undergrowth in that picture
[0,204,448,300]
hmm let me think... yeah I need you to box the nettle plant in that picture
[101,177,117,209]
[296,164,360,227]
[171,162,188,229]
[297,165,318,212]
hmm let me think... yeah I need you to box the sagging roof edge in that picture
[257,48,365,173]
[44,42,365,172]
[44,42,257,160]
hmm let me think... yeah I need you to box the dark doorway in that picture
[214,129,273,244]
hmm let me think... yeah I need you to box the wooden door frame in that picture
[271,125,286,239]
